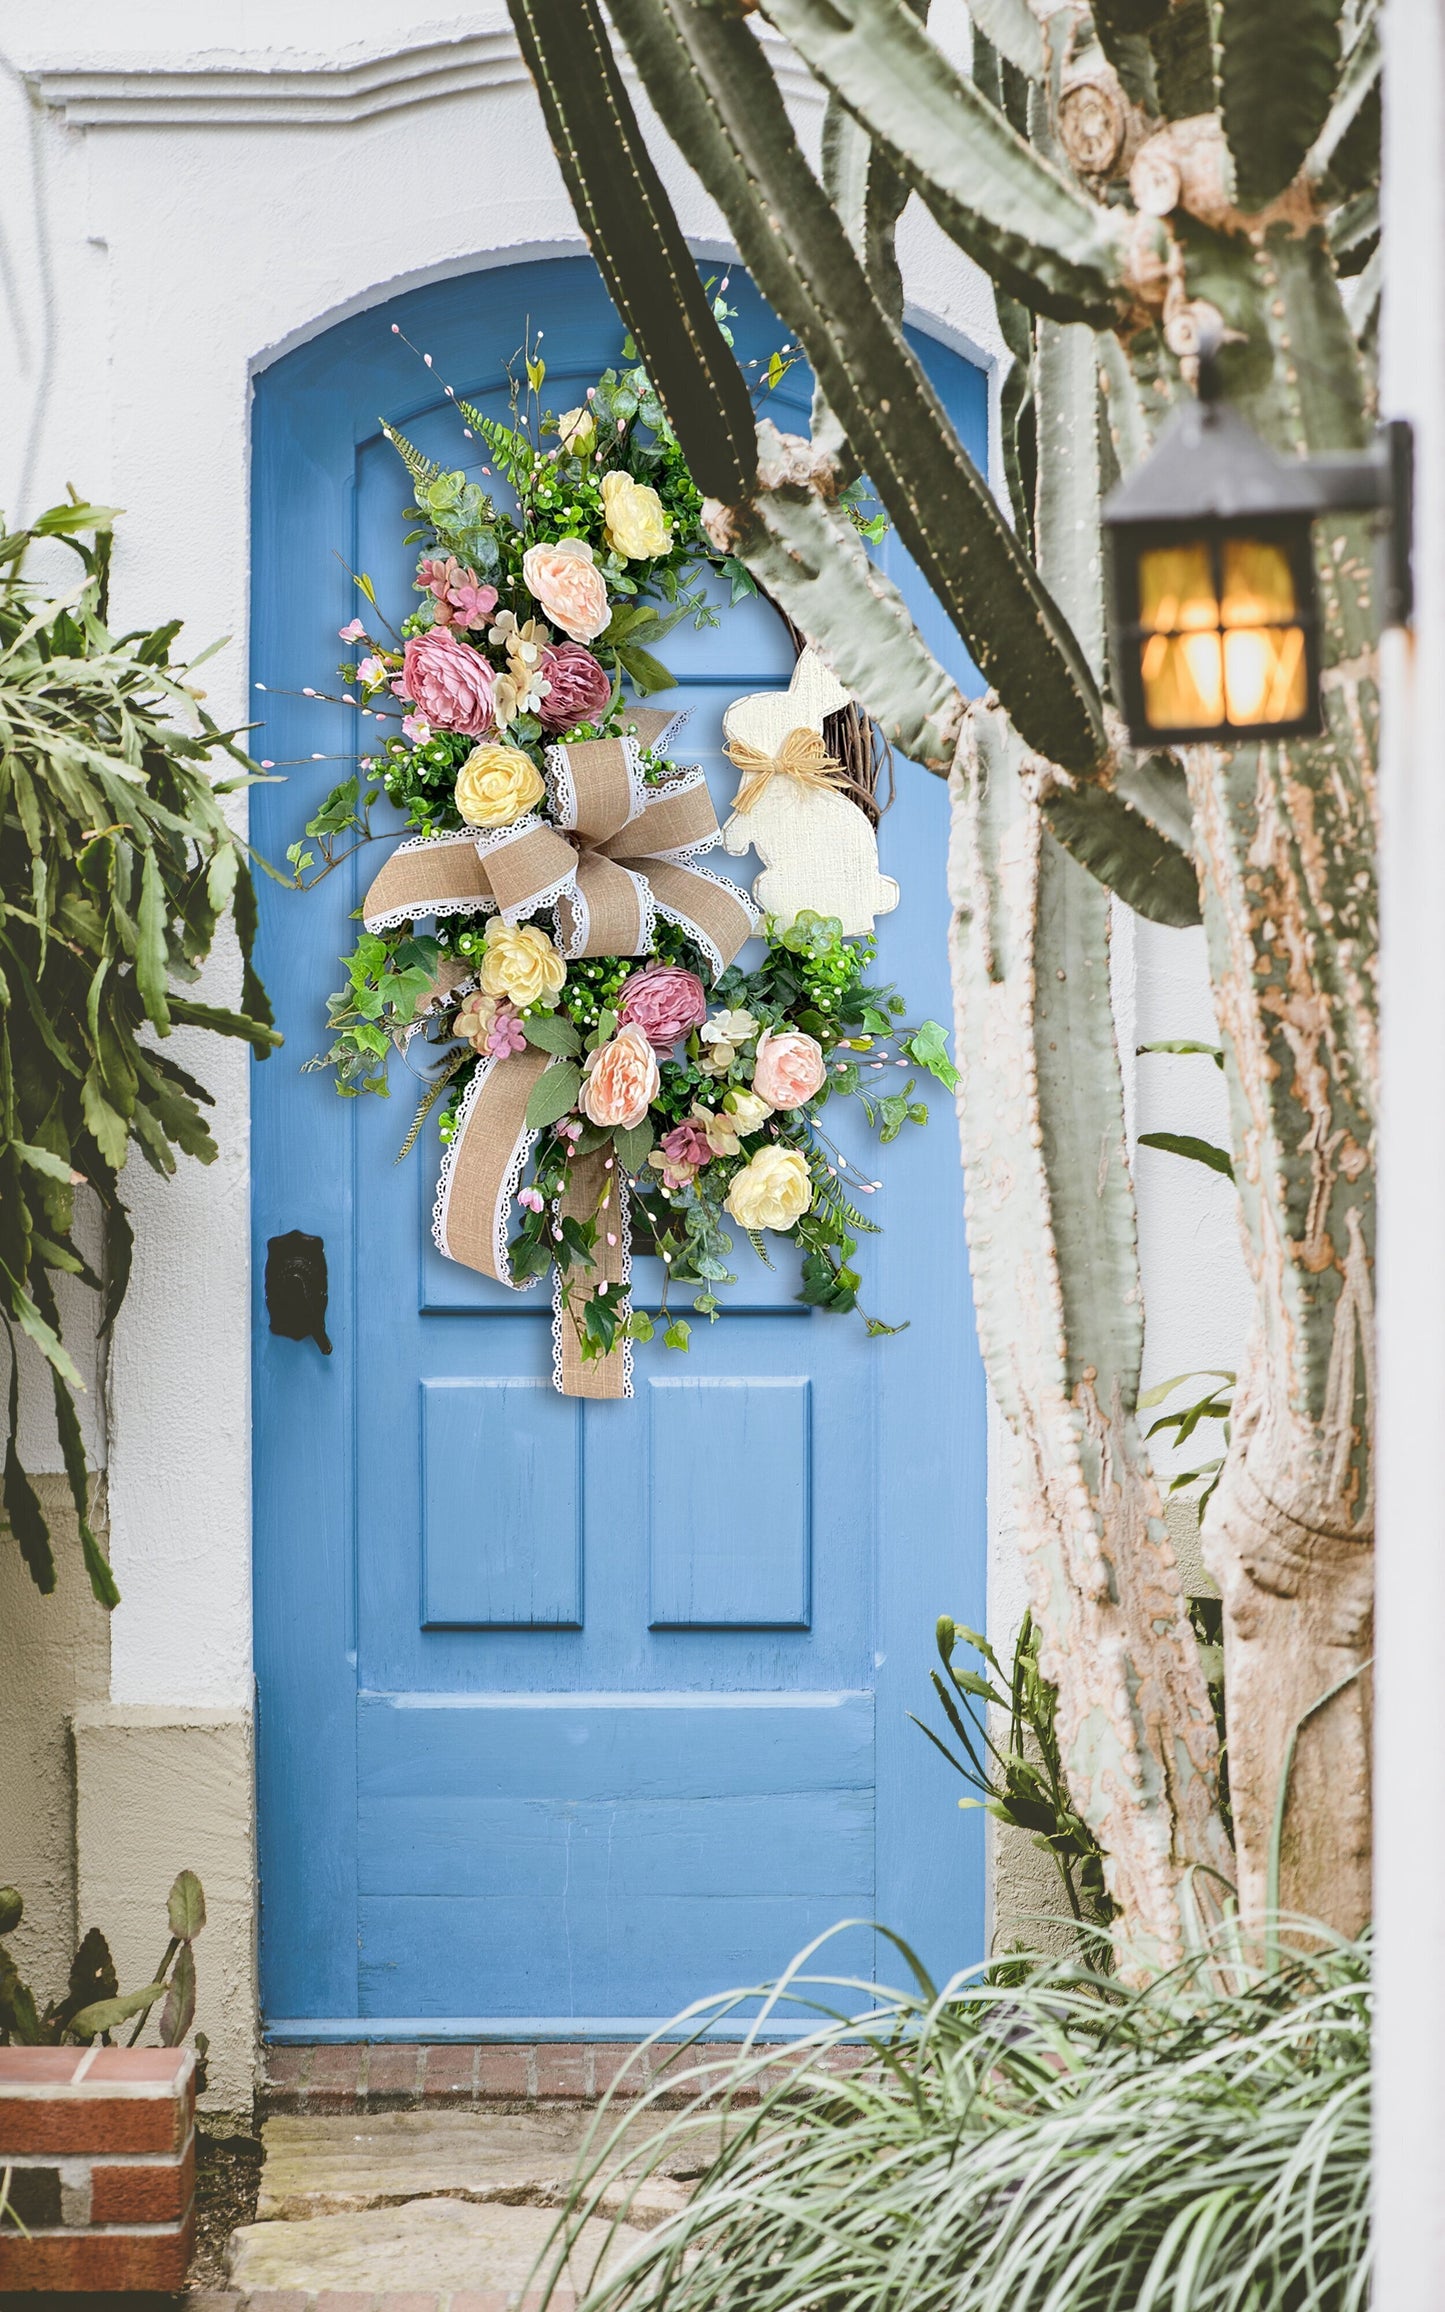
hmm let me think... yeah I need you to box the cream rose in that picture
[455,744,546,828]
[724,1088,773,1136]
[557,405,598,454]
[600,469,673,560]
[580,1023,660,1131]
[725,1145,812,1232]
[478,920,567,1011]
[521,537,611,644]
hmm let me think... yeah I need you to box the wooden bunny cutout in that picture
[720,649,900,936]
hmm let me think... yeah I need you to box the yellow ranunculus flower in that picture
[455,744,546,829]
[478,919,567,1011]
[724,1145,812,1232]
[600,469,673,561]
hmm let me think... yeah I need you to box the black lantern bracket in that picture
[1301,417,1414,630]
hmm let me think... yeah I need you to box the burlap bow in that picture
[723,725,849,815]
[362,710,757,1398]
[363,708,756,977]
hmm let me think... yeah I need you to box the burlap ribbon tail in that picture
[370,716,756,1397]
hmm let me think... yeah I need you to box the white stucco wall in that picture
[1,0,1245,1968]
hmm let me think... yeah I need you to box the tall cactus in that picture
[507,0,1380,1946]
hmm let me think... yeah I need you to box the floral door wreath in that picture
[281,318,958,1398]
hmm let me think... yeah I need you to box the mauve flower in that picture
[537,642,612,733]
[521,538,611,644]
[660,1119,712,1170]
[486,1006,528,1058]
[752,1028,826,1111]
[618,963,709,1052]
[393,627,497,738]
[580,1023,660,1131]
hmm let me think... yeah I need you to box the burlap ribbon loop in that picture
[363,710,757,976]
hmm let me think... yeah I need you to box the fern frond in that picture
[379,422,441,492]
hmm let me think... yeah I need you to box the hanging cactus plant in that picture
[507,0,1380,1961]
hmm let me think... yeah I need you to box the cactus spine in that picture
[509,0,1381,1947]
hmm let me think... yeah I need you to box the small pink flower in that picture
[339,617,367,642]
[357,655,387,686]
[485,1007,528,1058]
[559,1117,585,1141]
[450,578,499,629]
[401,713,431,743]
[752,1028,827,1111]
[393,626,497,737]
[517,1185,545,1214]
[618,964,709,1052]
[660,1119,713,1170]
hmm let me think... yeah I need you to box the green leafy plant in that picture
[913,1612,1114,1932]
[0,1872,209,2084]
[0,500,277,1604]
[529,1924,1371,2312]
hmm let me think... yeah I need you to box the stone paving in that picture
[177,2039,870,2308]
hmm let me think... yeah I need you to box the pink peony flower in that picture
[618,964,709,1052]
[536,641,613,732]
[660,1119,713,1170]
[751,1028,827,1111]
[339,617,367,642]
[580,1023,660,1130]
[393,627,497,737]
[521,538,611,643]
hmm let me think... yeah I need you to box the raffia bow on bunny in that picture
[720,648,900,937]
[359,709,757,1398]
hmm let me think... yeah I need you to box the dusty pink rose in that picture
[660,1119,712,1170]
[618,964,709,1052]
[751,1028,827,1111]
[537,641,613,732]
[521,538,611,644]
[393,627,497,737]
[580,1023,660,1130]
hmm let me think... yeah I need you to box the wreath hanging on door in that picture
[285,324,958,1398]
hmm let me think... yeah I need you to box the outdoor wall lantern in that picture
[1103,342,1413,748]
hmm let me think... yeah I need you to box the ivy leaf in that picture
[523,1061,582,1131]
[903,1020,960,1090]
[663,1318,692,1351]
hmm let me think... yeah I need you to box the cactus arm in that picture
[950,699,1232,1970]
[505,0,756,501]
[967,0,1048,81]
[706,431,966,771]
[1034,320,1106,676]
[812,87,913,480]
[1035,753,1202,928]
[1217,0,1343,209]
[757,0,1130,326]
[606,0,1110,776]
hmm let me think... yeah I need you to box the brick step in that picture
[263,2039,867,2115]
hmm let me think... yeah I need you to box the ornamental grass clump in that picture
[530,1926,1370,2312]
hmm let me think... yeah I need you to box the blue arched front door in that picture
[251,255,987,2037]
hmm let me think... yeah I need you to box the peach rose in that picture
[521,537,611,644]
[580,1023,661,1131]
[751,1028,826,1111]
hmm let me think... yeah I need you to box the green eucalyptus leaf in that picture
[524,1061,583,1131]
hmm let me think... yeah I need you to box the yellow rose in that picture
[725,1145,812,1232]
[557,405,597,454]
[478,920,567,1011]
[600,469,673,561]
[455,744,546,829]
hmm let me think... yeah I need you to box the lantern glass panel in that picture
[1135,533,1309,734]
